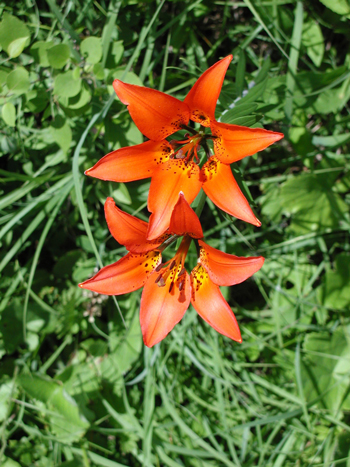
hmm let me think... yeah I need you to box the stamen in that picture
[157,277,166,287]
[155,274,162,284]
[178,280,184,291]
[169,260,176,270]
[178,267,186,277]
[155,263,163,272]
[169,282,174,293]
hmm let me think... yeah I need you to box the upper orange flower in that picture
[79,195,264,347]
[86,56,283,239]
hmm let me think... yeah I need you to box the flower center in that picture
[170,134,202,164]
[154,236,191,293]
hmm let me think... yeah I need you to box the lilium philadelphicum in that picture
[85,55,284,240]
[79,195,264,347]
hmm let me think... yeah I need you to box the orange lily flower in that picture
[86,56,283,240]
[80,195,264,347]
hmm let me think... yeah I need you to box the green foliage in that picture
[0,0,349,466]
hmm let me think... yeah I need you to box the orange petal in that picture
[85,140,173,182]
[211,121,284,163]
[147,160,202,240]
[184,55,233,127]
[169,192,203,239]
[190,265,242,343]
[202,156,261,226]
[79,251,161,295]
[198,240,264,286]
[140,269,191,347]
[104,197,168,253]
[113,80,190,141]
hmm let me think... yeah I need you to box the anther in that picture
[169,260,176,270]
[169,281,174,293]
[155,263,163,272]
[178,267,186,277]
[157,277,166,287]
[178,280,184,291]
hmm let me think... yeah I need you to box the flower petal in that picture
[211,121,284,163]
[113,80,190,141]
[140,270,191,347]
[104,197,168,253]
[85,140,173,182]
[169,192,203,239]
[184,55,233,127]
[198,240,264,286]
[79,251,161,295]
[202,156,261,226]
[147,160,202,240]
[191,265,242,343]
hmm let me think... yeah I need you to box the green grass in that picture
[0,0,350,466]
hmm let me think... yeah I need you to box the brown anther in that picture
[178,267,186,277]
[169,260,176,270]
[155,263,163,272]
[169,281,174,293]
[178,280,184,291]
[157,277,166,287]
[155,274,162,284]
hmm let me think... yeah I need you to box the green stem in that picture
[181,124,197,135]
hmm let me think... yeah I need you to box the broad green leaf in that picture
[18,374,89,442]
[319,0,350,16]
[105,40,124,69]
[313,76,350,114]
[65,81,91,109]
[6,67,30,95]
[302,20,324,67]
[0,13,30,57]
[0,382,14,421]
[30,41,55,66]
[301,327,350,413]
[0,70,8,85]
[0,300,24,353]
[49,115,72,153]
[268,258,317,327]
[47,43,70,69]
[93,63,105,79]
[8,36,29,58]
[0,458,21,467]
[1,102,16,127]
[288,127,314,156]
[260,184,284,222]
[80,36,102,64]
[25,88,49,113]
[110,70,143,89]
[318,253,350,310]
[312,133,350,147]
[292,67,346,109]
[54,70,81,97]
[112,183,132,205]
[113,311,142,373]
[279,172,348,234]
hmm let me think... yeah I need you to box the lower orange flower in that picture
[80,195,264,347]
